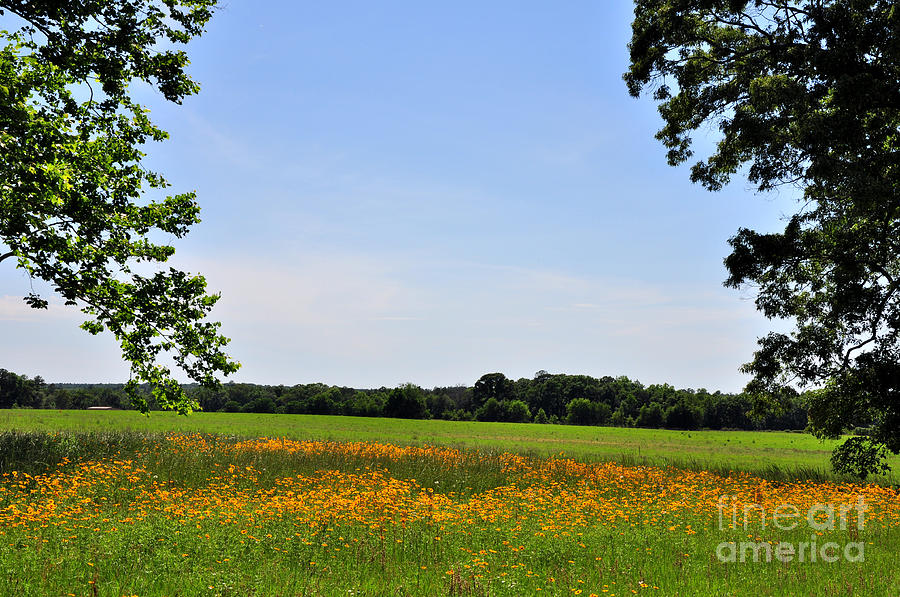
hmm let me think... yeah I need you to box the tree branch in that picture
[0,251,16,263]
[840,278,900,368]
[0,3,54,39]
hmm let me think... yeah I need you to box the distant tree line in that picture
[0,368,814,431]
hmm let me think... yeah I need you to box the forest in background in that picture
[0,368,810,431]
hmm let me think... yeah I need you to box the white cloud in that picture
[156,249,768,391]
[0,247,772,391]
[188,251,423,326]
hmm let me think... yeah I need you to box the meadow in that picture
[3,409,900,483]
[0,412,898,596]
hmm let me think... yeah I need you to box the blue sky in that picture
[0,0,798,391]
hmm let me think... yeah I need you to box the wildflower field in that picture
[0,430,898,596]
[6,410,900,482]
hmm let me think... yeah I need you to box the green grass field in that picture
[1,409,898,483]
[0,412,898,596]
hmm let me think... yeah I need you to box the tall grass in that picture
[0,429,151,474]
[3,410,899,484]
[0,430,898,596]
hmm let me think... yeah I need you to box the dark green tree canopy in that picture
[0,0,238,412]
[472,372,514,410]
[626,0,900,476]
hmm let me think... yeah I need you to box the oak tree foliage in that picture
[626,0,900,476]
[0,0,238,413]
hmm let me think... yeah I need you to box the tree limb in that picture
[0,3,53,39]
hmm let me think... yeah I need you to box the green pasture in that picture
[0,429,897,596]
[1,410,897,483]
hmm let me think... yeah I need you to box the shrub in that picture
[384,384,428,419]
[609,407,627,427]
[221,400,242,413]
[303,388,340,415]
[663,401,701,430]
[636,403,664,428]
[566,398,611,426]
[445,409,474,421]
[242,397,276,414]
[503,400,532,423]
[475,398,504,422]
[427,393,455,419]
[345,391,384,417]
